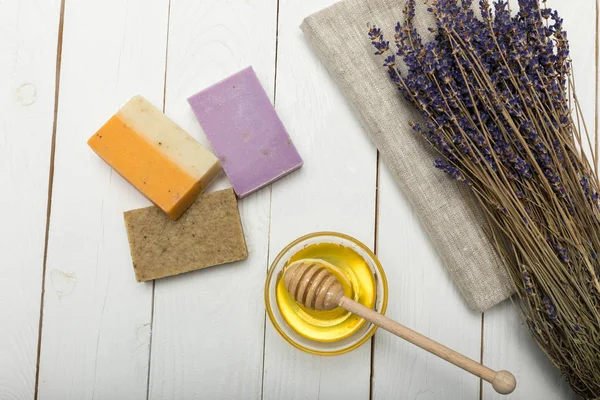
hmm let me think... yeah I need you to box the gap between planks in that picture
[145,0,173,398]
[479,313,484,400]
[260,0,280,398]
[34,0,66,398]
[369,151,381,400]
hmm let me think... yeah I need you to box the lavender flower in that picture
[543,297,558,320]
[523,271,535,294]
[370,1,600,396]
[371,0,580,258]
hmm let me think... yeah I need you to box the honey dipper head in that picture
[283,259,345,311]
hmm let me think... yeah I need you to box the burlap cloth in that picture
[301,0,514,312]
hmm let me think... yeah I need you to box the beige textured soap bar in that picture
[124,188,248,282]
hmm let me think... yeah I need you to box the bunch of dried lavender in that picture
[371,0,600,396]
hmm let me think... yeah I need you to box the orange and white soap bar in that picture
[88,95,221,220]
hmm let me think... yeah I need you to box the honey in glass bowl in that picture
[276,242,376,342]
[265,232,387,356]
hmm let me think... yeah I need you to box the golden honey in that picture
[275,242,376,342]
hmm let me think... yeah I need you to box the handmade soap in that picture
[88,95,221,220]
[124,188,248,282]
[187,67,303,198]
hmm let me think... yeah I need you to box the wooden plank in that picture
[37,0,169,398]
[261,0,378,399]
[483,302,578,400]
[147,0,277,399]
[0,0,61,398]
[483,1,593,399]
[373,163,482,399]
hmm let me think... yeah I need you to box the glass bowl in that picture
[265,232,388,356]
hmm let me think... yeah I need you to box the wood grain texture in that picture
[37,0,169,398]
[341,295,515,395]
[262,0,378,399]
[373,163,482,399]
[483,302,578,400]
[147,0,276,398]
[2,0,597,398]
[0,0,61,398]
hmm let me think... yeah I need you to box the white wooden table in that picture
[1,0,593,399]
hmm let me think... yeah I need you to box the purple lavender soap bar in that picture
[188,67,303,198]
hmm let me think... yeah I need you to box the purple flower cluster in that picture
[543,296,558,319]
[370,0,572,197]
[546,237,570,263]
[369,0,600,336]
[523,271,535,294]
[373,3,600,392]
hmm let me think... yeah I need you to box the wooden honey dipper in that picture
[284,259,517,395]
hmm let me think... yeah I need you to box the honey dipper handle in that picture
[338,297,516,395]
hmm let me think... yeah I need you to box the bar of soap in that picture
[88,95,221,220]
[124,188,248,282]
[187,67,303,198]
